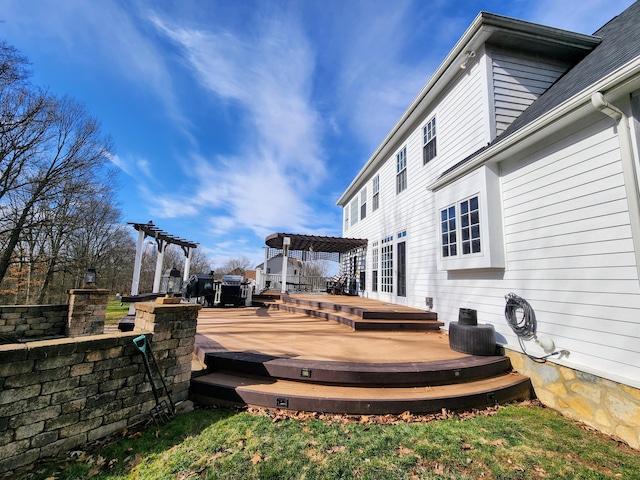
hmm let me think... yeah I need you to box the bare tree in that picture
[0,92,113,285]
[218,256,253,276]
[303,259,331,278]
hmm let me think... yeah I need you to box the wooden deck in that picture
[190,294,532,414]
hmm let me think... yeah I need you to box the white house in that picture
[338,3,640,448]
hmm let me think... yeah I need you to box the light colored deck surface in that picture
[196,297,465,364]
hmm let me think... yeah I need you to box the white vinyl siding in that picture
[428,118,640,387]
[350,198,358,226]
[491,50,569,135]
[342,54,489,306]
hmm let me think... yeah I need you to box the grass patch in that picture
[26,401,639,479]
[106,296,130,325]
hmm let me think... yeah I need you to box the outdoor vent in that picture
[300,368,312,378]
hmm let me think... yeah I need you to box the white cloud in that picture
[2,0,192,142]
[149,9,329,235]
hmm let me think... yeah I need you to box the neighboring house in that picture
[256,254,302,276]
[338,3,640,448]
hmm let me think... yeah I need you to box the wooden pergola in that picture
[127,221,198,311]
[263,233,368,294]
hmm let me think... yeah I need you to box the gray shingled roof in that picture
[441,1,640,178]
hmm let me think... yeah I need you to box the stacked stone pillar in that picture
[133,302,201,404]
[66,288,110,337]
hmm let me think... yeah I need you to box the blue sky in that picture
[1,0,635,268]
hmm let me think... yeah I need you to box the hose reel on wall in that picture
[504,293,567,363]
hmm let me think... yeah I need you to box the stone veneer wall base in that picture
[505,350,640,450]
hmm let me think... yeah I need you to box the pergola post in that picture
[152,239,166,293]
[183,247,192,283]
[280,236,291,294]
[263,247,269,291]
[128,228,146,315]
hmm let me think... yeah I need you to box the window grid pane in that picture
[381,236,393,293]
[372,247,378,292]
[360,187,367,220]
[460,196,481,255]
[423,117,437,164]
[372,175,380,211]
[441,205,456,257]
[396,147,407,194]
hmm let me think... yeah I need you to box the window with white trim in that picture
[360,187,367,220]
[396,147,407,194]
[435,165,504,270]
[441,196,481,257]
[423,117,436,164]
[381,235,393,293]
[372,175,380,211]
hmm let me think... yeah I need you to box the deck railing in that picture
[263,274,331,293]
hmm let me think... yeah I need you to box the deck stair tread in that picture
[190,371,532,414]
[203,350,514,385]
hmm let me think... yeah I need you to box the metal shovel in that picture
[133,334,176,425]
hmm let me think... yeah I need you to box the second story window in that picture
[423,117,436,164]
[360,187,367,220]
[396,147,407,194]
[372,175,380,211]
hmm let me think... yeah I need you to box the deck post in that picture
[280,236,290,294]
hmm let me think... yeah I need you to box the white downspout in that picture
[591,92,640,282]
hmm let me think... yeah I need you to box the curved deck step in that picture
[203,350,513,386]
[190,371,533,415]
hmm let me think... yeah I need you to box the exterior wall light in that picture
[460,50,476,70]
[161,267,182,296]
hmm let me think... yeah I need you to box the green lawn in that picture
[106,296,130,325]
[26,401,640,479]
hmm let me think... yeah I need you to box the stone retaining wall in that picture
[0,302,200,477]
[506,350,640,449]
[0,304,68,340]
